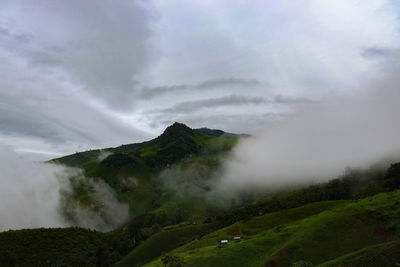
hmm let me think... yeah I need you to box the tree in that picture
[161,254,184,267]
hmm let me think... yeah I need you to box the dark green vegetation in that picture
[0,227,132,267]
[0,123,243,266]
[320,240,400,267]
[54,122,241,222]
[142,190,400,267]
[114,157,400,266]
[1,123,400,266]
[117,222,221,267]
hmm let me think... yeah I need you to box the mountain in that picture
[52,122,241,168]
[51,122,242,226]
[1,122,400,266]
[194,127,250,138]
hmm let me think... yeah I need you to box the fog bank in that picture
[219,71,400,192]
[0,145,128,231]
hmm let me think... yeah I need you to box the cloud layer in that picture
[0,144,128,231]
[1,0,400,231]
[0,0,399,156]
[0,144,68,230]
[135,0,400,133]
[219,65,400,192]
[0,0,153,158]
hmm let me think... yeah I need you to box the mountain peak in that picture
[153,122,197,166]
[165,122,192,131]
[160,122,194,140]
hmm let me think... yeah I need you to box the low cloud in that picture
[97,150,113,162]
[0,145,128,231]
[218,68,400,193]
[0,145,69,230]
[61,177,129,232]
[157,161,230,209]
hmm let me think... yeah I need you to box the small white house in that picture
[219,239,228,248]
[233,236,241,242]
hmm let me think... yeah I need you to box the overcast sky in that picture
[1,0,400,159]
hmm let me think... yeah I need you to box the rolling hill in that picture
[53,122,242,226]
[0,122,399,266]
[140,190,400,266]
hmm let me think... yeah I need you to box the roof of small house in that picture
[233,236,241,239]
[221,240,228,243]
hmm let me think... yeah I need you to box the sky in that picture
[1,0,400,160]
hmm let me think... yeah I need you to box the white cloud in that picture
[0,28,150,157]
[219,66,400,191]
[0,0,399,153]
[135,0,400,132]
[0,0,155,108]
[148,0,399,90]
[0,144,129,231]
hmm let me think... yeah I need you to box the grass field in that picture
[319,240,400,266]
[114,222,221,267]
[139,190,400,267]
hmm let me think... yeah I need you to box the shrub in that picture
[161,254,184,267]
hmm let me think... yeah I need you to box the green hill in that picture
[114,161,400,266]
[3,188,399,267]
[140,190,400,267]
[52,123,241,226]
[52,123,240,169]
[1,123,400,266]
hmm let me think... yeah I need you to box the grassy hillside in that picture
[141,190,400,267]
[319,240,400,266]
[52,123,240,169]
[52,123,241,225]
[115,222,221,267]
[3,123,400,266]
[3,190,399,267]
[0,123,243,266]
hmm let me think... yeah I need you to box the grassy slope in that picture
[142,190,400,267]
[2,191,398,267]
[319,240,400,266]
[115,222,221,267]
